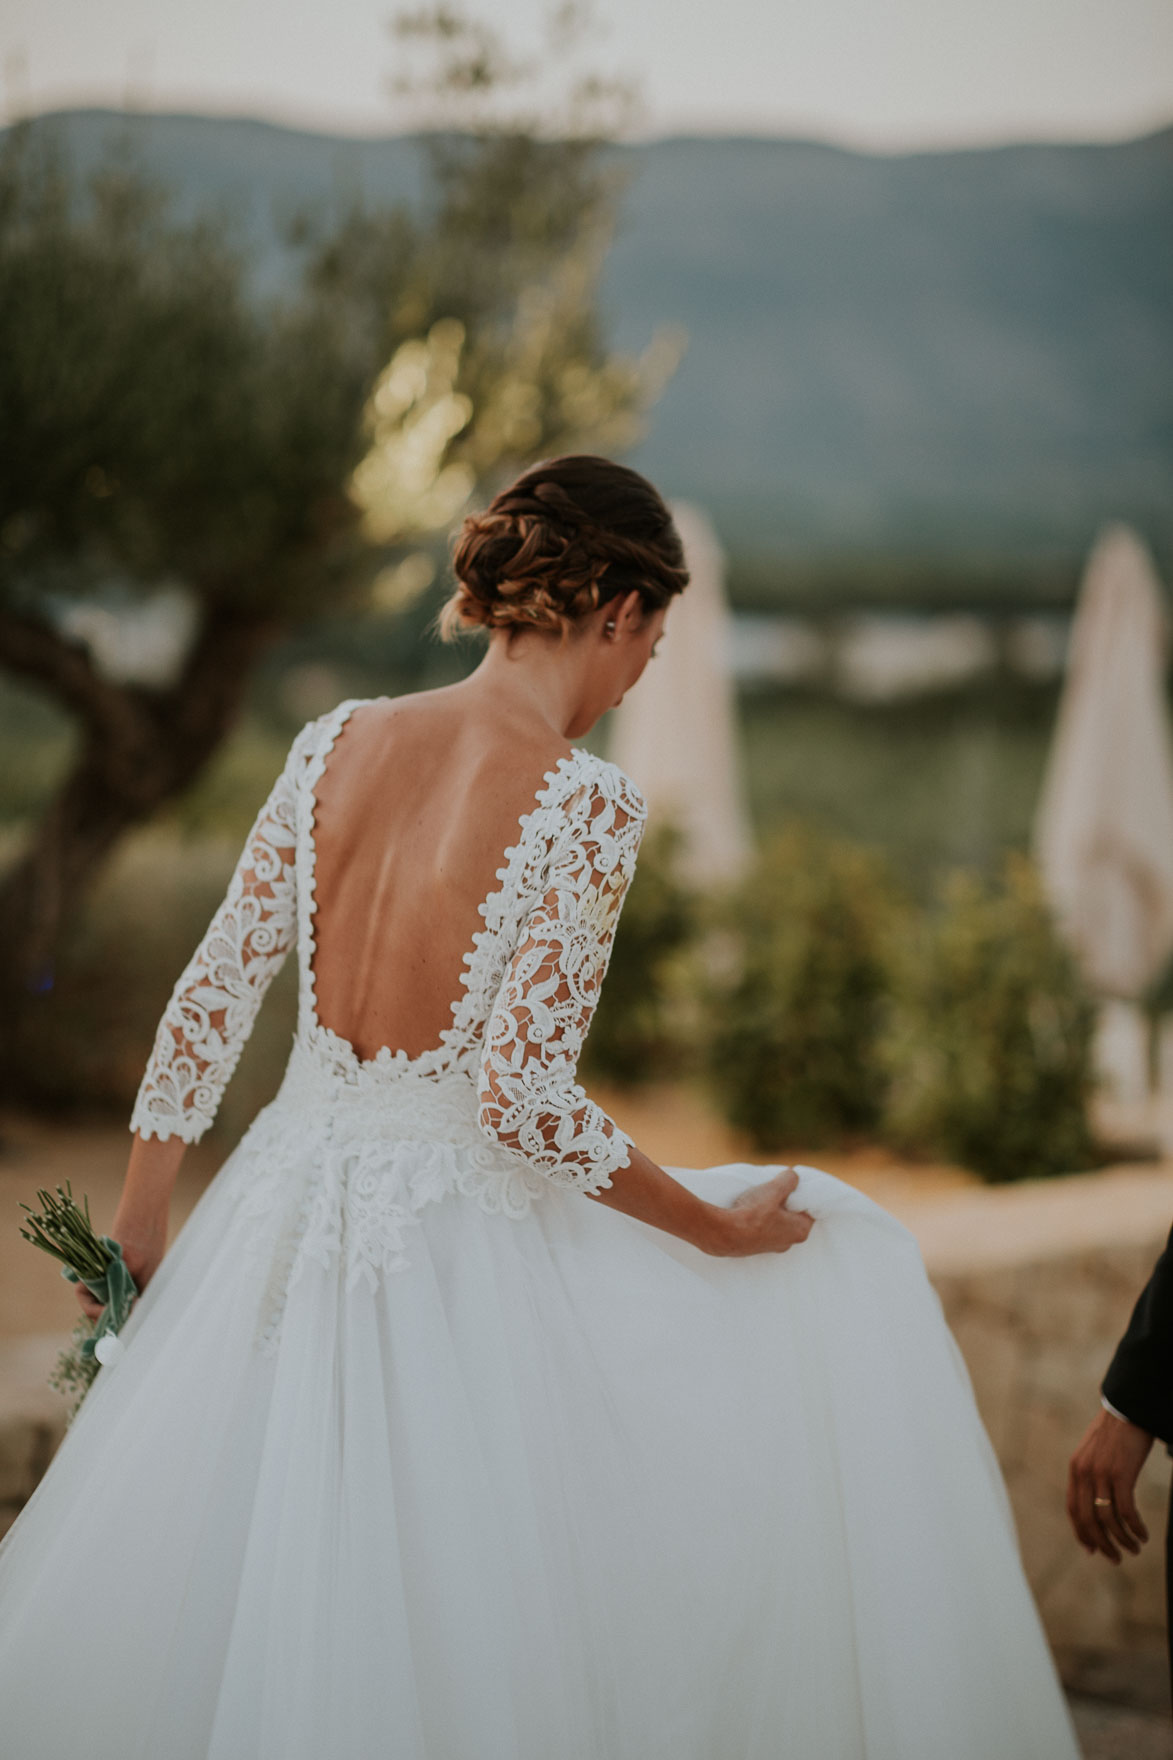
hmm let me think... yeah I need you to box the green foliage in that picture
[49,1319,100,1420]
[881,855,1096,1182]
[0,6,670,632]
[738,681,1057,901]
[0,8,679,1067]
[582,822,698,1087]
[0,109,659,623]
[706,826,898,1149]
[19,1180,109,1280]
[0,130,374,617]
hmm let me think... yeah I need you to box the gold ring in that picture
[1093,1498,1112,1508]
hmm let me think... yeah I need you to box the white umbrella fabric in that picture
[608,502,752,888]
[1034,524,1173,1104]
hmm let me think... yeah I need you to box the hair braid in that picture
[440,456,689,639]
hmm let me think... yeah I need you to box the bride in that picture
[0,455,1077,1758]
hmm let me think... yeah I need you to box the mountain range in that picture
[11,109,1173,584]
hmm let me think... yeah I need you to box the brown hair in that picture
[439,455,688,640]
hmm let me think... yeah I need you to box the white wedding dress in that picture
[0,699,1079,1759]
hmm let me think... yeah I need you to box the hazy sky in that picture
[5,0,1173,150]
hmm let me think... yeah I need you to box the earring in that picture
[604,620,617,638]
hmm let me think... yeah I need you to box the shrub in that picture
[705,826,898,1148]
[881,854,1096,1182]
[583,822,700,1087]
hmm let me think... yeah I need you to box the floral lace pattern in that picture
[128,700,646,1319]
[476,776,644,1190]
[128,722,318,1144]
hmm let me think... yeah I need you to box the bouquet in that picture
[19,1183,139,1417]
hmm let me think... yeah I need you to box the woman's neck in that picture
[460,630,589,743]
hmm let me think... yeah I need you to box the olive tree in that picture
[0,10,674,1073]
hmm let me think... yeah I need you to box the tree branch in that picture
[165,602,276,758]
[0,605,141,743]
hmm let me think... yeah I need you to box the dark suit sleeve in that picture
[1102,1222,1173,1446]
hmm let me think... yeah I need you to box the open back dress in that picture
[0,698,1079,1759]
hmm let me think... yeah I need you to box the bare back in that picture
[308,693,575,1063]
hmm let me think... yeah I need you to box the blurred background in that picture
[1,0,1172,1745]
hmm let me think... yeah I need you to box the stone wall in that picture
[914,1168,1173,1664]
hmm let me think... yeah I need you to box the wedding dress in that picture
[0,698,1079,1759]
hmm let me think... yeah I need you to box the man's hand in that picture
[1067,1408,1154,1563]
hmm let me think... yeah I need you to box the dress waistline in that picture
[272,1034,485,1145]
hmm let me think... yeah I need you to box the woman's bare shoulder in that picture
[359,688,578,777]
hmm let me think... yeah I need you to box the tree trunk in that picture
[0,604,274,1097]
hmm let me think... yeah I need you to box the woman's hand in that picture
[73,1215,166,1323]
[588,1143,814,1260]
[75,1280,104,1322]
[709,1168,815,1257]
[72,1130,185,1323]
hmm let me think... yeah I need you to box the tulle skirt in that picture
[0,1149,1079,1759]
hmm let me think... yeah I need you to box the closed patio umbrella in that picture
[1034,524,1173,1106]
[609,502,752,888]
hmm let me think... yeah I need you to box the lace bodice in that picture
[130,699,646,1199]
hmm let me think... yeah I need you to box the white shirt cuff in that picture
[1101,1393,1131,1423]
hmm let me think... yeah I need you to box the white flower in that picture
[94,1333,125,1366]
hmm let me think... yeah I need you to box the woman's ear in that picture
[614,589,647,635]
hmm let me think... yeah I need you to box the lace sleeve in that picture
[476,767,646,1193]
[128,724,316,1143]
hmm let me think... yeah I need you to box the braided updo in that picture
[440,455,689,640]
